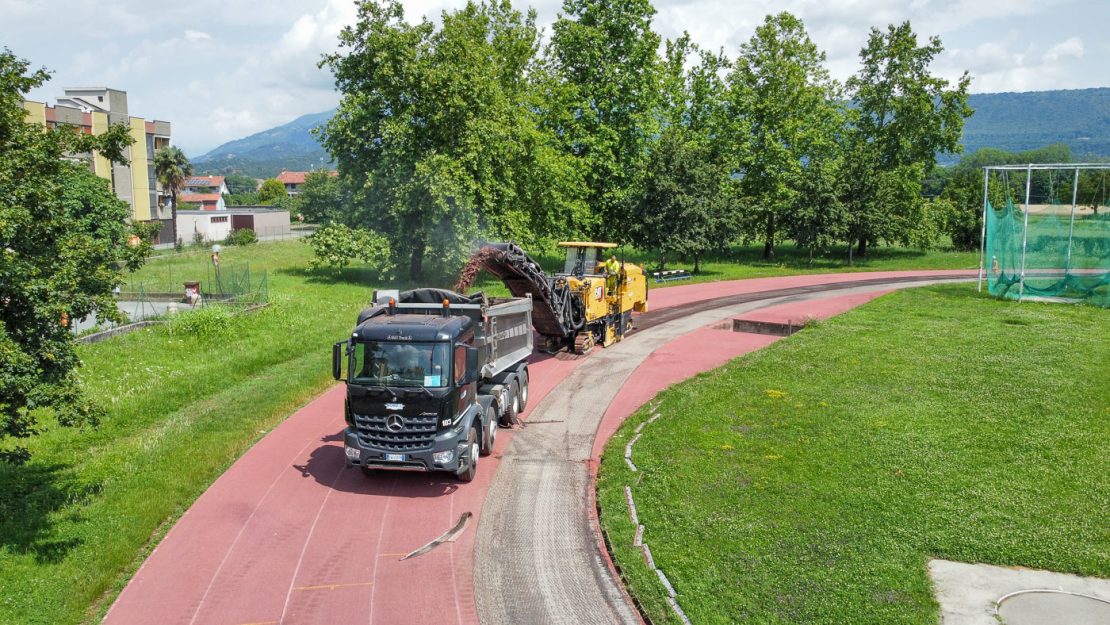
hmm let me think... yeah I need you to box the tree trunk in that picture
[170,189,178,245]
[658,250,666,272]
[694,253,700,274]
[762,213,775,260]
[409,240,426,281]
[856,236,868,258]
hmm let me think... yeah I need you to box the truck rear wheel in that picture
[499,380,520,426]
[517,367,529,411]
[457,426,479,483]
[480,404,497,456]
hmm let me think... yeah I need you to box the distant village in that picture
[23,86,327,247]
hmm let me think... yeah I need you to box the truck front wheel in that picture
[457,426,480,483]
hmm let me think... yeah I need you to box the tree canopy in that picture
[1,49,154,463]
[257,178,288,204]
[728,12,843,260]
[319,3,974,276]
[842,22,972,257]
[322,0,589,280]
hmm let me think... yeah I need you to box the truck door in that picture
[454,341,474,419]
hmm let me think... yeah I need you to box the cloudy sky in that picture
[4,0,1107,156]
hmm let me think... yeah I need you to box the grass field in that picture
[0,239,977,624]
[598,285,1110,624]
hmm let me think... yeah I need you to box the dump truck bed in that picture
[359,288,533,379]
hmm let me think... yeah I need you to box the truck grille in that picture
[353,414,438,452]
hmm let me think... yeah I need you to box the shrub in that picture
[225,228,258,246]
[167,305,233,337]
[307,223,392,271]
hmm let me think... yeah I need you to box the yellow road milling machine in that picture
[463,242,648,354]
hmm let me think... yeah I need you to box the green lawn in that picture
[598,285,1110,624]
[0,239,977,624]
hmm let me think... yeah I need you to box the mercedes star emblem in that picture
[386,414,405,432]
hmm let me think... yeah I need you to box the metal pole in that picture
[1065,167,1079,273]
[978,168,989,291]
[1018,164,1032,301]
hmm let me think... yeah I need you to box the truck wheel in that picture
[499,380,519,426]
[517,368,529,411]
[480,404,497,456]
[457,426,479,483]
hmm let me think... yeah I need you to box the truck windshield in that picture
[351,341,450,388]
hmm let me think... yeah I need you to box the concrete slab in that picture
[929,559,1110,625]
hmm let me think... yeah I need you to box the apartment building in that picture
[23,87,172,231]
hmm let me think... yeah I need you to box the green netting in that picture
[985,199,1110,307]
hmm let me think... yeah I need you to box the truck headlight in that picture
[345,446,361,460]
[433,450,454,464]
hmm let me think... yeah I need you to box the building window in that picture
[211,216,228,223]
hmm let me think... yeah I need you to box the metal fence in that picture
[73,264,269,336]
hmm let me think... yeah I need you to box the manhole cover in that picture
[997,590,1110,625]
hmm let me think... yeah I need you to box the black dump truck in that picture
[332,288,533,481]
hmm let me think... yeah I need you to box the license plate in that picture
[384,453,405,462]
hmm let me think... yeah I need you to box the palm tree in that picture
[154,146,192,245]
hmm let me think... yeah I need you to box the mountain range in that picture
[191,87,1110,178]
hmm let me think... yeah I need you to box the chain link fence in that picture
[73,263,269,338]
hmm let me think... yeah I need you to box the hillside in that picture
[960,88,1110,160]
[191,110,334,177]
[191,88,1110,176]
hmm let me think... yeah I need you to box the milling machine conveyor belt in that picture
[476,243,584,340]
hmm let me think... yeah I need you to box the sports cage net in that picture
[979,164,1110,307]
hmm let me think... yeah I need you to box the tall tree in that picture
[727,12,840,260]
[842,21,972,258]
[294,170,347,224]
[632,35,735,272]
[1,50,152,463]
[257,178,287,204]
[547,0,662,239]
[322,0,582,280]
[153,146,192,244]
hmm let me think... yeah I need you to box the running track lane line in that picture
[367,476,398,625]
[278,466,346,623]
[184,435,324,625]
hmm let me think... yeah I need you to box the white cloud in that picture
[938,36,1089,92]
[1043,36,1083,62]
[9,0,1107,154]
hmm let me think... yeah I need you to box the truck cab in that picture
[333,289,531,482]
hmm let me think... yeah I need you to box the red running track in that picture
[103,271,971,625]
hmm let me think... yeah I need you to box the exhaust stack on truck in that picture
[332,288,532,482]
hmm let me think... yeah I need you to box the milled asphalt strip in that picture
[473,278,968,625]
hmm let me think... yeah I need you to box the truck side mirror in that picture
[333,340,348,380]
[461,346,479,384]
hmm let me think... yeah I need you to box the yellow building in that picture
[23,88,172,235]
